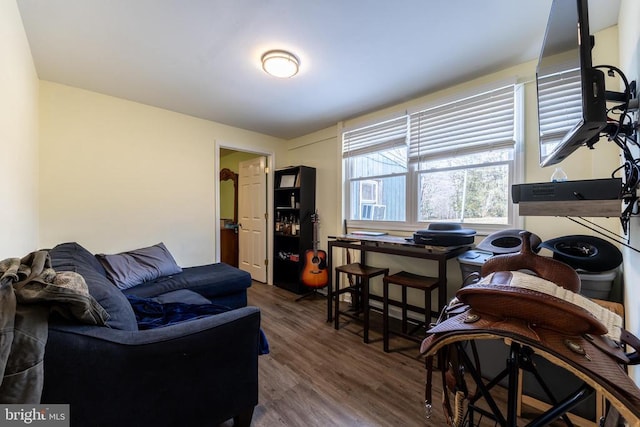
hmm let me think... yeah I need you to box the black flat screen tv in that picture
[537,0,607,167]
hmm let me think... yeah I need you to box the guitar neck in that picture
[312,212,319,255]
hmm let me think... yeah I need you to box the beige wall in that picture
[618,0,640,385]
[0,0,40,259]
[39,81,284,266]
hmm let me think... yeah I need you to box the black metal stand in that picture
[455,341,594,427]
[295,287,326,302]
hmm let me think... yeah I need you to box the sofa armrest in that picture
[42,306,261,427]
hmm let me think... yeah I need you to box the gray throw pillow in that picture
[96,242,182,290]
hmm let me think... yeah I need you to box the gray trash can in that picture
[457,249,493,286]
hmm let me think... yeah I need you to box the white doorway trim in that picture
[214,140,275,285]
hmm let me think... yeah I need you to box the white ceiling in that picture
[17,0,620,140]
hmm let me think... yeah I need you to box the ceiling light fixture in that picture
[261,50,300,78]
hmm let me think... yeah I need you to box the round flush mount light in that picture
[261,50,300,78]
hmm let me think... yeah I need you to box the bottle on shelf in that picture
[291,192,296,208]
[285,216,292,235]
[551,167,568,182]
[275,212,281,233]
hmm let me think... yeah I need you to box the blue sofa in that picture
[40,242,260,427]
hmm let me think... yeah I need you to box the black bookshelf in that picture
[273,166,316,294]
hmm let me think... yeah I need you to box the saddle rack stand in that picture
[453,340,594,427]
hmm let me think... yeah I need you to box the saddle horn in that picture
[480,231,581,293]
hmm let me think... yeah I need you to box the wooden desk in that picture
[326,234,469,323]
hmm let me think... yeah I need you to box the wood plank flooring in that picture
[246,282,431,427]
[227,282,571,427]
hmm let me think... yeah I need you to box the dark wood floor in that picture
[245,282,431,427]
[232,282,572,427]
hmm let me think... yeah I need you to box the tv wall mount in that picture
[574,65,640,251]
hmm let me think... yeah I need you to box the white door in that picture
[238,157,267,282]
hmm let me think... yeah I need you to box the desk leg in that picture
[327,242,333,323]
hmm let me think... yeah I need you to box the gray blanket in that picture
[0,251,108,403]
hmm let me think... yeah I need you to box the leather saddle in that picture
[421,231,640,426]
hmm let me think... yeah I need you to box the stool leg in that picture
[362,278,369,344]
[334,273,341,330]
[353,277,361,312]
[383,280,389,352]
[425,287,432,334]
[402,286,408,334]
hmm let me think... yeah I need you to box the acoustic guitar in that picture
[301,211,328,288]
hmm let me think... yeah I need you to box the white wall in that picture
[39,81,285,266]
[618,0,640,385]
[0,0,40,259]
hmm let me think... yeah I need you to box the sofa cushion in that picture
[152,289,212,305]
[122,263,251,308]
[96,242,182,290]
[49,242,138,331]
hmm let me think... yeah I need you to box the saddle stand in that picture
[451,340,593,426]
[421,232,640,426]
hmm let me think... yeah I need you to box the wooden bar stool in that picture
[382,271,439,352]
[334,262,389,343]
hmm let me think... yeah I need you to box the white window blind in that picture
[342,116,408,158]
[408,85,515,161]
[537,68,582,157]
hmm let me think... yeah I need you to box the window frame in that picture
[342,83,524,234]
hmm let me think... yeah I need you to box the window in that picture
[537,68,582,164]
[343,116,408,223]
[343,84,521,231]
[361,204,386,220]
[359,180,378,204]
